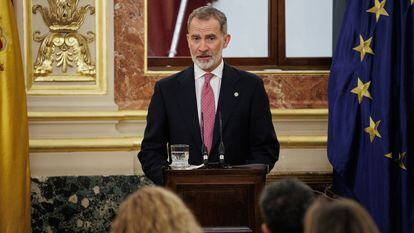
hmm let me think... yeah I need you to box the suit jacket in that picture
[138,63,279,185]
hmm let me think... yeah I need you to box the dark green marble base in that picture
[31,175,153,233]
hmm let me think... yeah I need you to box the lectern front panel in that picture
[164,166,267,233]
[177,184,255,227]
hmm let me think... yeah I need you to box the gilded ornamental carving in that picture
[32,0,96,77]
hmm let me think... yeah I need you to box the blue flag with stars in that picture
[328,0,414,233]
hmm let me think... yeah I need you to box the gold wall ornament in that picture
[23,0,107,95]
[32,0,96,77]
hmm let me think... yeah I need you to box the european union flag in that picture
[328,1,414,233]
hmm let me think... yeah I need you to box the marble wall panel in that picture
[31,176,152,233]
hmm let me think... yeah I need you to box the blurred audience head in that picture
[259,178,315,233]
[111,186,202,233]
[304,198,380,233]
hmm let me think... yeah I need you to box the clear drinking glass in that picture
[170,144,190,169]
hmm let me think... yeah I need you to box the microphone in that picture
[201,113,209,166]
[218,111,225,166]
[167,143,172,165]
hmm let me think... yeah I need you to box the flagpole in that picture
[168,0,188,57]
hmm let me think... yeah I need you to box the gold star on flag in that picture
[397,152,407,170]
[385,152,407,170]
[367,0,389,22]
[353,35,375,61]
[385,152,392,159]
[364,117,381,142]
[351,78,372,103]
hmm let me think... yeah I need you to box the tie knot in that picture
[204,73,214,83]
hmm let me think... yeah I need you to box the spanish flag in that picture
[0,0,31,232]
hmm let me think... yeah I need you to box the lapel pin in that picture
[234,92,239,97]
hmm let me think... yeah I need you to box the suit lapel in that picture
[176,67,202,154]
[211,64,241,150]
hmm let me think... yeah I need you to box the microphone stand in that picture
[218,111,226,167]
[167,143,172,165]
[201,113,209,166]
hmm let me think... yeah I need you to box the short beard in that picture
[191,53,221,71]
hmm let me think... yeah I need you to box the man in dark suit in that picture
[138,6,279,185]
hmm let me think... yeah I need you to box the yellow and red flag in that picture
[0,0,31,232]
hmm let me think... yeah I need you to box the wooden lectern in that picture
[164,164,267,233]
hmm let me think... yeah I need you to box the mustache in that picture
[196,53,212,57]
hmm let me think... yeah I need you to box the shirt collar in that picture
[194,59,224,80]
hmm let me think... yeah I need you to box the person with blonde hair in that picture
[111,186,202,233]
[304,198,380,233]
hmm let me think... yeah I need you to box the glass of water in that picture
[170,144,190,169]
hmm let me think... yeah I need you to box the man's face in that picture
[187,17,230,72]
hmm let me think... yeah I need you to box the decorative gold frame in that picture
[28,109,328,121]
[29,135,326,152]
[29,137,142,152]
[23,0,107,95]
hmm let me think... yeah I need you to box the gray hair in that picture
[187,6,228,34]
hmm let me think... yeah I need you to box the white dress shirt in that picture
[194,60,224,124]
